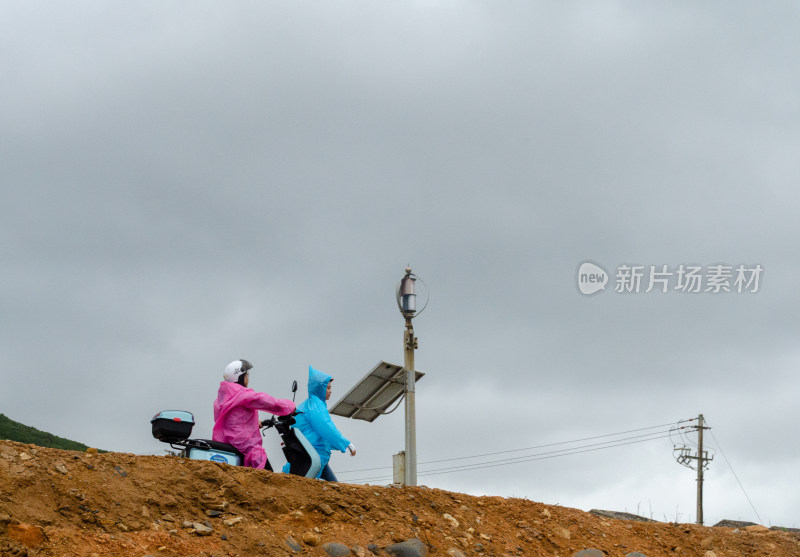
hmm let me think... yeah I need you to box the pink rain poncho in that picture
[212,381,295,469]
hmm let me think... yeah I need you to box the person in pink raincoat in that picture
[212,359,295,470]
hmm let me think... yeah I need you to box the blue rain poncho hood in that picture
[288,365,350,477]
[307,365,330,402]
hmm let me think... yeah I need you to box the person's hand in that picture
[347,443,357,456]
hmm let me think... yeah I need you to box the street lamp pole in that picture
[398,267,418,486]
[404,315,417,486]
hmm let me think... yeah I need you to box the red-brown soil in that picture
[1,441,797,556]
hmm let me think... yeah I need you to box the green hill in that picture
[0,413,95,451]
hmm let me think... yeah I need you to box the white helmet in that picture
[223,359,253,383]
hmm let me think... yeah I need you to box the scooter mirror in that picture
[291,380,298,402]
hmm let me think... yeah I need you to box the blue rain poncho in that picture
[290,365,351,477]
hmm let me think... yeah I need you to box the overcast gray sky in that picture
[2,1,799,528]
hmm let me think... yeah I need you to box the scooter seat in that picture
[189,439,245,459]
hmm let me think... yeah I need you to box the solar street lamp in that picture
[396,266,423,486]
[328,268,428,487]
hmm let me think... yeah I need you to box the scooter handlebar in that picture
[261,411,303,431]
[260,417,276,428]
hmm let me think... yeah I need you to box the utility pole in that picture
[695,414,706,525]
[674,414,712,524]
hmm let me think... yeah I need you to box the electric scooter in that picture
[150,381,321,478]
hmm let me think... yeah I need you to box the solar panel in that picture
[329,361,424,422]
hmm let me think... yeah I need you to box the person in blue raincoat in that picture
[290,365,356,481]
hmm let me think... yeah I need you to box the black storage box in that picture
[151,410,195,441]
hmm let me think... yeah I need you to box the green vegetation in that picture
[0,413,97,451]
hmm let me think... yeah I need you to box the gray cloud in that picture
[2,1,799,528]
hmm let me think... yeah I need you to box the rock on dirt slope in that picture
[1,440,797,556]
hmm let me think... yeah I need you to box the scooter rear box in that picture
[151,410,194,441]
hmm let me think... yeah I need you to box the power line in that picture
[349,432,671,484]
[670,422,700,451]
[338,420,685,476]
[421,421,681,464]
[419,433,673,476]
[341,424,681,477]
[346,430,674,484]
[422,431,672,473]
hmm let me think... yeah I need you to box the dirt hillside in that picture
[1,440,797,557]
